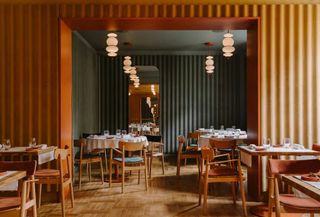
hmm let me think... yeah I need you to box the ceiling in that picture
[77,30,247,55]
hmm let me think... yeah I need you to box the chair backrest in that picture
[145,135,162,143]
[187,132,200,140]
[54,148,72,178]
[0,161,36,177]
[177,135,186,153]
[312,143,320,152]
[118,141,145,152]
[201,147,214,162]
[269,159,320,176]
[209,139,236,149]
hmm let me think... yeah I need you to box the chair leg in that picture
[161,155,165,175]
[89,163,91,182]
[231,182,236,204]
[198,178,202,206]
[239,179,247,217]
[121,165,125,193]
[138,169,141,184]
[109,162,112,188]
[184,158,187,166]
[176,157,181,176]
[31,182,37,217]
[144,163,148,191]
[69,182,75,208]
[104,150,108,174]
[203,181,208,215]
[149,157,153,179]
[100,160,104,184]
[37,183,42,208]
[60,184,66,217]
[79,164,82,190]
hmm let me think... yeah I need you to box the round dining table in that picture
[85,134,149,152]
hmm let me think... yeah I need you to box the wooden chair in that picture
[268,159,320,217]
[209,138,237,160]
[145,135,165,179]
[198,148,247,216]
[312,143,320,152]
[109,141,148,193]
[35,148,74,217]
[0,161,37,217]
[176,135,201,176]
[184,132,200,165]
[74,138,104,190]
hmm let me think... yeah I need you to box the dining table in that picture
[198,131,247,148]
[282,175,320,202]
[0,145,56,165]
[0,171,26,188]
[85,134,149,152]
[239,145,320,216]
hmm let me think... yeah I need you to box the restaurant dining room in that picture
[1,0,320,217]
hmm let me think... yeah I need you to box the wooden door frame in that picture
[59,17,261,199]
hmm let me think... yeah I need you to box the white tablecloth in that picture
[85,135,149,152]
[198,134,247,147]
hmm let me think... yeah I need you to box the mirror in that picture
[128,66,160,135]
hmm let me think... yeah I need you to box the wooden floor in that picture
[38,158,261,217]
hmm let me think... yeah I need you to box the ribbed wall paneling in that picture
[99,56,129,134]
[0,3,319,150]
[0,4,59,146]
[99,54,246,153]
[72,33,100,139]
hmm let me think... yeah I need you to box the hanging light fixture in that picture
[123,56,132,73]
[222,31,235,58]
[204,42,215,74]
[106,33,118,57]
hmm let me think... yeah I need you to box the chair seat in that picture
[182,149,200,155]
[0,197,21,211]
[189,144,198,147]
[90,149,106,154]
[207,166,238,176]
[279,194,320,209]
[75,152,99,159]
[114,157,144,163]
[148,152,163,157]
[35,169,60,177]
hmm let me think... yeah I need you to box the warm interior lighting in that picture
[204,42,215,74]
[106,33,118,57]
[222,30,235,58]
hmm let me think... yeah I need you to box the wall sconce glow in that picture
[106,33,118,57]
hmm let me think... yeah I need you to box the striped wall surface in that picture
[0,3,319,149]
[99,54,247,153]
[72,33,100,139]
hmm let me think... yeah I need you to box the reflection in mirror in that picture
[128,66,160,135]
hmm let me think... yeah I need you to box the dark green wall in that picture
[99,54,246,153]
[72,33,100,139]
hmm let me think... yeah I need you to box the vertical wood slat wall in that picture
[99,54,247,153]
[0,3,319,148]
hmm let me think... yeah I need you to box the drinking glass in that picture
[116,129,121,136]
[121,130,127,135]
[103,130,110,136]
[262,138,271,148]
[5,139,11,150]
[32,137,36,146]
[220,125,224,130]
[210,125,214,133]
[283,138,291,148]
[232,125,236,129]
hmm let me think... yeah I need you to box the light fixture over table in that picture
[106,33,118,57]
[204,42,215,74]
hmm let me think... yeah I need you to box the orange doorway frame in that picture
[59,17,260,200]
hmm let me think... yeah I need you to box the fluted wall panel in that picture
[0,2,319,150]
[99,54,246,153]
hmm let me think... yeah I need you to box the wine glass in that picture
[210,125,214,133]
[103,130,110,136]
[121,130,127,135]
[116,129,121,136]
[262,138,271,149]
[5,139,11,150]
[220,125,224,130]
[283,138,291,149]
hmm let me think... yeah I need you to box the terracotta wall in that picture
[0,3,319,148]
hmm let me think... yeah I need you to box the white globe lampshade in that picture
[223,52,233,57]
[207,70,214,74]
[205,59,214,65]
[130,69,137,75]
[107,52,117,57]
[222,46,235,53]
[123,65,131,71]
[124,56,131,60]
[106,46,119,53]
[107,33,117,38]
[106,37,118,46]
[123,59,132,66]
[224,33,233,38]
[206,56,213,60]
[124,70,131,74]
[222,37,234,46]
[205,65,214,71]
